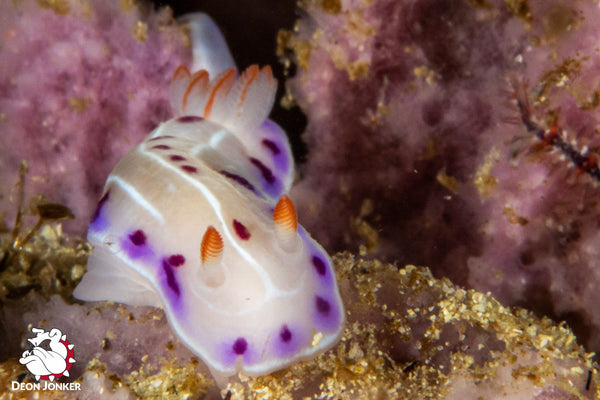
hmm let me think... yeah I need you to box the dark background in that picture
[153,0,308,162]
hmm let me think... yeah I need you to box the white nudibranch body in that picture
[73,13,344,385]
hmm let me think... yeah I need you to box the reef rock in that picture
[0,251,597,399]
[0,0,190,233]
[282,0,600,352]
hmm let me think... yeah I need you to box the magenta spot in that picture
[312,256,327,276]
[233,220,251,240]
[177,115,204,123]
[91,191,110,223]
[232,338,247,355]
[152,144,171,150]
[170,154,186,161]
[168,254,185,267]
[181,165,198,173]
[220,170,256,192]
[249,157,275,184]
[262,139,280,155]
[315,296,330,315]
[279,325,292,343]
[162,259,180,297]
[148,135,174,141]
[129,230,146,246]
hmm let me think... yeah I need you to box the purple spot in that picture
[168,254,185,267]
[162,259,181,297]
[315,296,330,315]
[262,139,280,155]
[272,323,307,357]
[177,115,204,123]
[312,256,327,276]
[232,338,247,355]
[220,170,255,192]
[279,325,292,343]
[249,157,275,184]
[91,191,110,223]
[122,234,154,260]
[129,230,146,246]
[170,154,186,161]
[152,144,171,150]
[181,165,198,173]
[148,135,174,141]
[258,119,290,173]
[233,220,251,240]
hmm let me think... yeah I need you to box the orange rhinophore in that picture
[201,225,224,264]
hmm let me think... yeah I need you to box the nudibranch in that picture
[73,13,344,384]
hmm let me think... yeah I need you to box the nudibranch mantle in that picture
[73,13,344,384]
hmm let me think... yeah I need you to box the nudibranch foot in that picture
[74,239,163,308]
[74,13,344,387]
[178,12,236,77]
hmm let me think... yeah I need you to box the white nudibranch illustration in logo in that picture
[19,328,76,382]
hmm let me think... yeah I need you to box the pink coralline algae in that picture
[0,0,190,233]
[1,255,597,399]
[283,0,600,352]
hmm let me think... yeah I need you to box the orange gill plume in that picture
[204,68,236,118]
[182,69,208,111]
[237,65,259,112]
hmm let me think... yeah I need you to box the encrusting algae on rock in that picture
[0,0,191,234]
[0,223,598,399]
[280,0,600,359]
[0,162,90,303]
